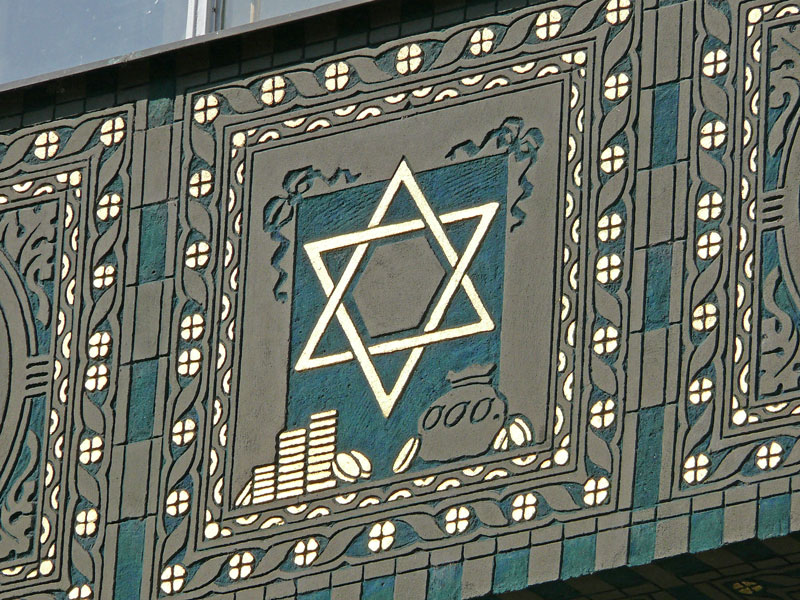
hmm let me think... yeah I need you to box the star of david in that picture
[295,159,499,417]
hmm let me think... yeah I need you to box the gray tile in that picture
[654,515,689,559]
[332,583,361,600]
[394,569,427,600]
[527,541,561,585]
[724,501,757,543]
[461,557,494,599]
[594,528,629,571]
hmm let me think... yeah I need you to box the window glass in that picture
[0,0,189,85]
[222,0,347,28]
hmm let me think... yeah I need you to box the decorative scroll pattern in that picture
[676,0,800,493]
[0,111,131,600]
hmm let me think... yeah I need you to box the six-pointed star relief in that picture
[295,160,499,417]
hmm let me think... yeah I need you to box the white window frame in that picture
[186,0,212,38]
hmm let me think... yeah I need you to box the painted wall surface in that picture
[0,0,798,598]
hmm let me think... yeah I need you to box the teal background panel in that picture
[288,155,508,479]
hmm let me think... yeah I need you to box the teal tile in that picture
[645,244,673,331]
[633,407,664,508]
[137,203,169,283]
[299,590,330,600]
[758,494,791,540]
[689,509,723,553]
[651,82,679,167]
[114,519,145,600]
[493,549,528,594]
[629,522,656,566]
[561,535,596,580]
[362,576,393,600]
[428,563,462,600]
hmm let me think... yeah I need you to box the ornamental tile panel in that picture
[2,0,800,598]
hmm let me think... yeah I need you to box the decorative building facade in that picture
[0,0,799,598]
